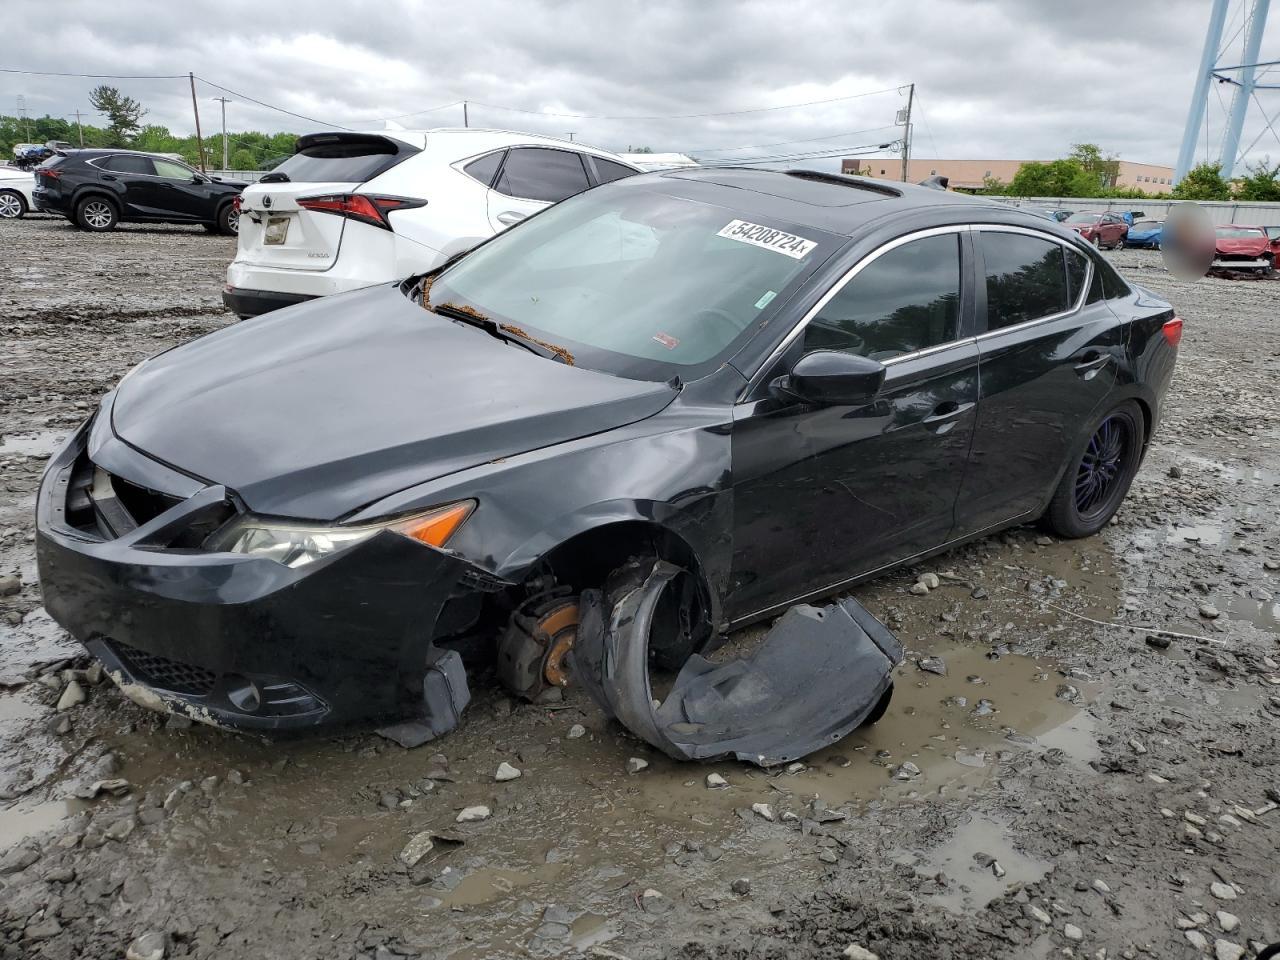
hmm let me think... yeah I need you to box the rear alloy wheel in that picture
[1042,401,1144,538]
[216,202,239,237]
[75,197,117,232]
[0,189,26,219]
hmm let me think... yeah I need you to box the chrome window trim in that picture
[743,224,972,394]
[86,155,200,182]
[973,224,1091,340]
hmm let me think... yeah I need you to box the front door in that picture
[954,228,1123,537]
[150,158,208,221]
[727,229,980,621]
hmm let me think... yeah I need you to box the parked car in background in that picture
[0,166,35,219]
[1125,219,1164,249]
[1212,224,1274,272]
[38,169,1179,732]
[223,127,640,318]
[32,150,245,234]
[1064,212,1128,249]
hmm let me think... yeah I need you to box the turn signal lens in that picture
[1162,317,1183,348]
[394,501,475,547]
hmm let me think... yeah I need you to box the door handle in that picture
[496,211,526,226]
[922,400,974,435]
[101,175,117,181]
[1072,351,1110,379]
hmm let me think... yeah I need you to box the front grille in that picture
[110,640,218,696]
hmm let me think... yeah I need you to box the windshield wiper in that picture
[430,302,567,363]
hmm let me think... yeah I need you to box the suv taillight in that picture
[39,168,61,181]
[295,194,424,230]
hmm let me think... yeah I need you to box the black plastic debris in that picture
[572,560,903,766]
[376,649,471,749]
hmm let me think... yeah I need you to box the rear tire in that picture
[216,202,239,237]
[0,189,26,219]
[1042,400,1144,538]
[75,196,118,232]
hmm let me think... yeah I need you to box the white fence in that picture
[991,196,1280,227]
[207,169,268,183]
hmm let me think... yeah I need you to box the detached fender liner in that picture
[572,560,904,766]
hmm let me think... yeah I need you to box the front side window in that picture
[803,233,961,361]
[153,158,194,180]
[102,155,154,176]
[982,232,1069,329]
[429,187,838,380]
[494,148,590,203]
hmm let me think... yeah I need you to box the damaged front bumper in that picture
[573,561,904,766]
[36,419,498,732]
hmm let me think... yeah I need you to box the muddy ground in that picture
[0,215,1277,960]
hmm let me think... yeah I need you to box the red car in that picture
[1064,212,1128,249]
[1213,225,1275,272]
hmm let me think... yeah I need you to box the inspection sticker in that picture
[717,220,817,259]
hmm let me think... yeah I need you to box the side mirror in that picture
[773,351,886,406]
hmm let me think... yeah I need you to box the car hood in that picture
[1215,237,1269,256]
[111,284,678,519]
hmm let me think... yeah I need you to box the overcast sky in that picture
[5,0,1278,171]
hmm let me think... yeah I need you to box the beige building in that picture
[841,158,1176,194]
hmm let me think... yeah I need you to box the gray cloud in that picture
[6,0,1278,171]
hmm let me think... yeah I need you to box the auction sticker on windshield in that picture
[717,220,817,259]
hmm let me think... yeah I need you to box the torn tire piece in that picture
[572,560,904,767]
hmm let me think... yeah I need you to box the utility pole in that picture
[462,101,469,128]
[72,110,85,147]
[898,83,914,182]
[17,95,30,142]
[211,96,231,170]
[189,73,207,173]
[566,132,576,142]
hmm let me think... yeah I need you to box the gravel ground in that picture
[0,216,1277,960]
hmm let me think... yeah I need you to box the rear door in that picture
[97,154,159,217]
[954,228,1123,537]
[486,147,592,231]
[236,133,417,272]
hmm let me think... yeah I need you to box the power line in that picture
[341,100,464,125]
[695,140,900,166]
[682,124,897,154]
[465,85,904,121]
[193,76,351,131]
[910,91,942,158]
[0,67,185,79]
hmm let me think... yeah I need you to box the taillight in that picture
[40,168,62,181]
[1162,317,1183,348]
[295,194,424,230]
[232,195,241,212]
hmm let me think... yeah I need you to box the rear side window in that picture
[463,150,504,187]
[591,158,638,184]
[981,232,1069,330]
[102,155,155,175]
[1064,247,1089,303]
[494,148,590,202]
[270,136,409,183]
[804,233,961,361]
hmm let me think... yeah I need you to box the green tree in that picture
[1234,159,1280,201]
[1007,159,1097,197]
[230,148,257,170]
[1172,162,1231,201]
[981,174,1010,194]
[1069,143,1121,191]
[89,85,146,146]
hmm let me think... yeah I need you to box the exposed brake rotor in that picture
[496,594,580,701]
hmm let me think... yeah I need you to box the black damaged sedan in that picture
[36,168,1180,732]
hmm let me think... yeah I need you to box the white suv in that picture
[223,128,640,317]
[0,166,35,219]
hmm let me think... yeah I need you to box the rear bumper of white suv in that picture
[223,228,447,318]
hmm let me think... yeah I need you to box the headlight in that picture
[207,500,474,568]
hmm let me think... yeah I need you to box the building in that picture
[618,152,699,172]
[841,158,1176,194]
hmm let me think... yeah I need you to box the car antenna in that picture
[917,174,949,190]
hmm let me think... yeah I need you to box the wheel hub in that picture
[496,595,579,700]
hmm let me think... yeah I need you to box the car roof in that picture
[648,167,1045,238]
[60,148,189,160]
[339,127,637,167]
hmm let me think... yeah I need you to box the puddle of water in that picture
[0,430,66,457]
[0,799,78,851]
[435,865,558,908]
[1164,522,1223,546]
[915,815,1051,913]
[1225,594,1280,633]
[0,607,79,676]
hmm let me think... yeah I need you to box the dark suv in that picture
[33,150,246,235]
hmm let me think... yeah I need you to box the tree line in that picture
[979,142,1280,202]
